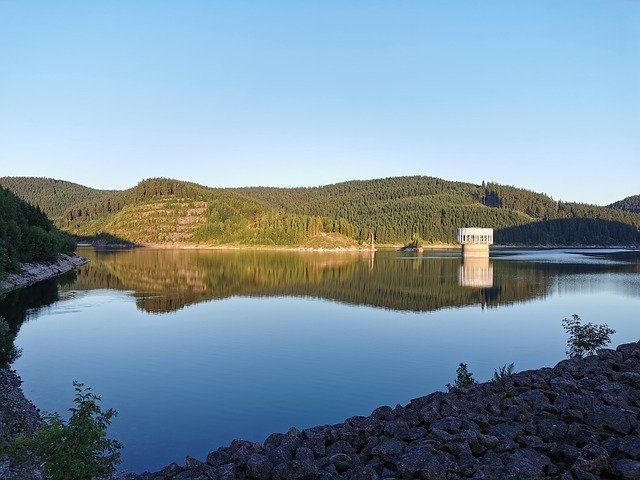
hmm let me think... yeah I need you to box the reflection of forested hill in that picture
[0,271,76,330]
[60,249,636,314]
[3,249,638,328]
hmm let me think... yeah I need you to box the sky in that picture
[0,1,638,205]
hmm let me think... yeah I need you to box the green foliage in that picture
[404,237,424,249]
[0,177,114,221]
[61,178,359,247]
[11,175,640,247]
[0,317,21,367]
[447,362,476,391]
[562,314,615,358]
[11,382,122,480]
[235,176,640,245]
[492,363,516,385]
[0,186,76,277]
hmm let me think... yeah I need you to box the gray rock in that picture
[205,448,230,467]
[329,453,353,473]
[612,459,640,479]
[503,448,551,478]
[536,418,568,442]
[370,438,406,461]
[477,433,500,449]
[246,454,272,480]
[160,463,184,478]
[573,443,610,475]
[216,463,236,480]
[295,447,315,462]
[431,416,462,433]
[185,456,205,471]
[489,422,526,440]
[272,459,320,480]
[620,436,640,459]
[325,439,355,456]
[550,376,580,393]
[621,372,640,384]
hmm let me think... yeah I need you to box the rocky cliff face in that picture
[125,341,640,480]
[0,253,87,294]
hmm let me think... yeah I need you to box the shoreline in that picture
[88,242,460,252]
[0,368,42,480]
[85,241,639,253]
[0,253,88,296]
[120,340,640,480]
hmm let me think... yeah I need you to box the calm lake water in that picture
[2,247,639,472]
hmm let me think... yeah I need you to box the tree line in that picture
[608,194,640,214]
[235,177,640,245]
[5,175,640,247]
[0,187,76,277]
[0,177,113,221]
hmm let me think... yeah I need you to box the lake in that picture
[2,247,639,473]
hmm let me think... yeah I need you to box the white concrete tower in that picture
[457,227,493,257]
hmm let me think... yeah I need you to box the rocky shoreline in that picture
[0,253,88,295]
[123,341,640,480]
[0,368,42,480]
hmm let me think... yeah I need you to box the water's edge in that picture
[0,254,88,296]
[3,341,640,479]
[115,341,640,480]
[0,368,42,479]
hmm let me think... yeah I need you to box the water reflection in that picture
[2,248,639,325]
[3,247,639,472]
[67,248,548,314]
[458,257,494,288]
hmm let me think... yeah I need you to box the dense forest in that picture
[609,195,640,214]
[0,177,114,220]
[0,186,76,277]
[235,177,640,245]
[3,175,640,247]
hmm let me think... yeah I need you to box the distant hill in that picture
[0,177,114,221]
[609,195,640,214]
[12,175,640,247]
[234,177,640,245]
[61,178,360,247]
[0,186,76,277]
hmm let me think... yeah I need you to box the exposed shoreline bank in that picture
[0,368,42,480]
[0,253,88,296]
[121,340,640,480]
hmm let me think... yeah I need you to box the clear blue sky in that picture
[1,1,638,205]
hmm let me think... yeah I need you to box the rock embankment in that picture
[0,253,87,294]
[129,341,640,480]
[0,368,42,480]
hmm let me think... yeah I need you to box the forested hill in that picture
[61,178,360,247]
[8,175,640,247]
[233,177,640,245]
[0,177,114,220]
[609,195,640,214]
[0,186,76,277]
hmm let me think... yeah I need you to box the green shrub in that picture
[492,363,516,385]
[562,314,615,358]
[11,382,122,480]
[446,362,476,391]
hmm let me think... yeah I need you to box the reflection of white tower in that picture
[457,227,493,258]
[458,257,494,288]
[368,250,375,270]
